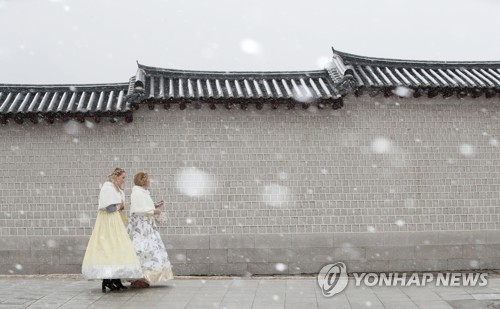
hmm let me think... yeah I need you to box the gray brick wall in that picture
[1,95,499,274]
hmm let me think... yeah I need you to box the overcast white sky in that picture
[0,0,499,84]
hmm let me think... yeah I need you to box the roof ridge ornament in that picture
[326,47,357,96]
[125,66,147,104]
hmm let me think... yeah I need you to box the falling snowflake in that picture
[292,85,314,103]
[240,39,262,54]
[275,263,287,272]
[393,86,413,98]
[63,120,83,135]
[371,137,392,154]
[307,105,318,113]
[47,240,57,248]
[470,260,479,268]
[459,144,474,156]
[316,56,331,69]
[79,213,91,225]
[84,120,95,129]
[175,167,215,197]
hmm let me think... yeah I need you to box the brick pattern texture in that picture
[1,95,499,274]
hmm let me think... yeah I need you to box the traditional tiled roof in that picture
[128,49,500,110]
[0,83,131,124]
[1,48,498,124]
[335,49,500,98]
[127,64,345,111]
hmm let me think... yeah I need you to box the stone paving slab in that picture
[1,275,500,308]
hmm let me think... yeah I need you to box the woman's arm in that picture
[104,201,124,213]
[155,199,164,208]
[105,204,118,212]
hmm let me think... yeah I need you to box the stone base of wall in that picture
[2,231,499,275]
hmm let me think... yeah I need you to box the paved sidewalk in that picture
[1,275,500,309]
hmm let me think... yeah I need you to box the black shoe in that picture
[102,279,119,293]
[111,279,128,290]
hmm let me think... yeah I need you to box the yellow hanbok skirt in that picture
[82,210,143,279]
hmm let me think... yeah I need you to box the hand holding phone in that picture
[155,199,164,208]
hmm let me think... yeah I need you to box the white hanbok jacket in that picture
[130,186,155,216]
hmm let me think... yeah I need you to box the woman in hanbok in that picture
[82,168,143,292]
[127,171,174,288]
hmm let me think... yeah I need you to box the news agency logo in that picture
[317,262,349,297]
[317,262,488,298]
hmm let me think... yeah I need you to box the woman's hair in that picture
[108,168,125,192]
[134,171,149,187]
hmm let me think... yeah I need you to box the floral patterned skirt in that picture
[127,214,174,284]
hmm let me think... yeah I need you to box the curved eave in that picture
[135,63,339,101]
[0,82,132,124]
[333,49,500,93]
[334,49,500,69]
[137,63,327,79]
[0,82,130,92]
